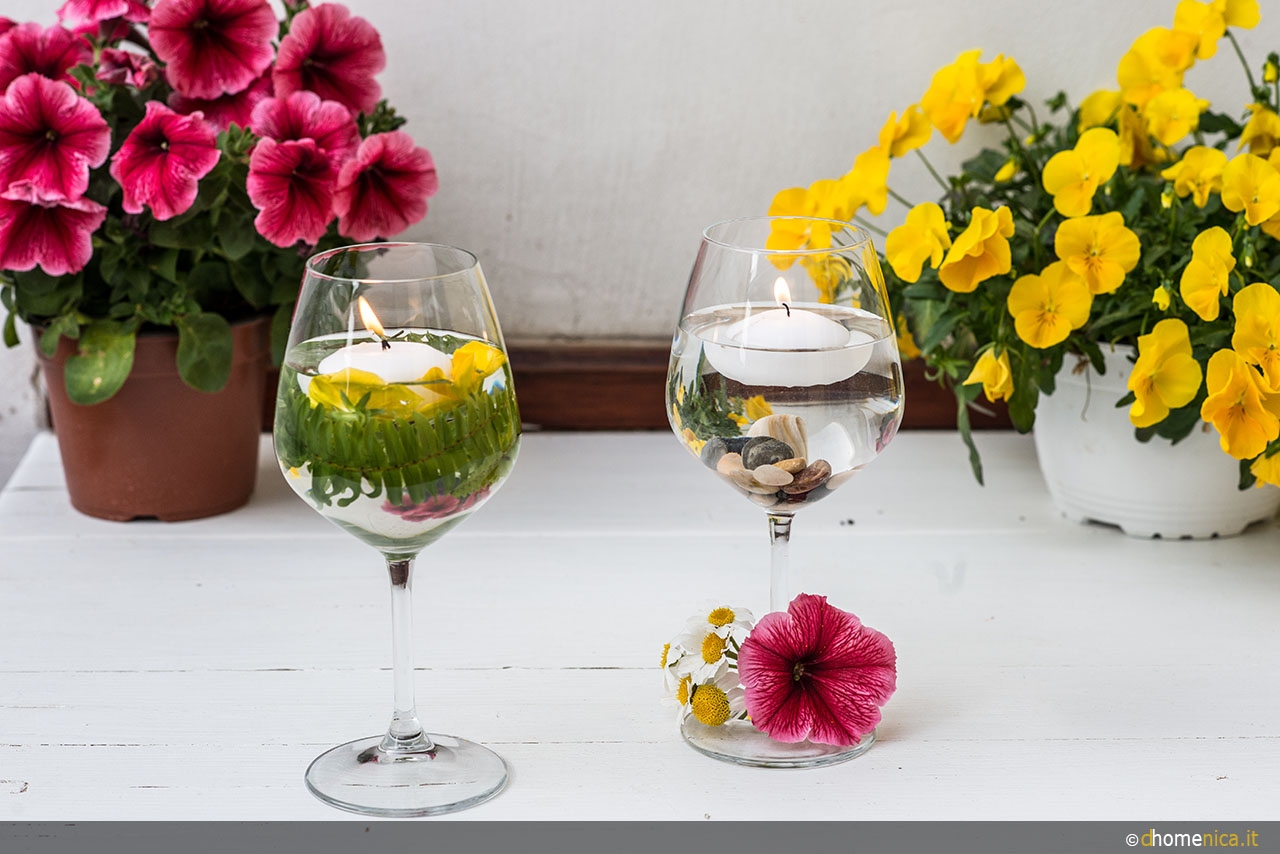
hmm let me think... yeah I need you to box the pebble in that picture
[716,452,744,476]
[742,437,793,470]
[727,468,759,490]
[775,457,807,475]
[748,414,808,461]
[723,436,750,455]
[752,464,794,487]
[700,437,728,468]
[783,459,832,494]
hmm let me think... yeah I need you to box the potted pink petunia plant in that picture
[0,0,438,519]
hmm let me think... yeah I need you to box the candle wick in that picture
[380,339,391,351]
[782,302,791,318]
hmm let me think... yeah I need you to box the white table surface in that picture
[1,429,1277,821]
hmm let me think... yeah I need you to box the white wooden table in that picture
[1,430,1277,820]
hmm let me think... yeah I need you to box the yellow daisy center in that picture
[707,607,736,627]
[700,632,726,664]
[660,643,670,669]
[690,685,732,726]
[676,676,691,706]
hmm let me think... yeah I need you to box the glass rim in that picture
[701,216,873,255]
[304,242,480,284]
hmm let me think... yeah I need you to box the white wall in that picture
[3,0,1278,482]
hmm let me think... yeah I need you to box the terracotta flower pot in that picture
[37,316,271,521]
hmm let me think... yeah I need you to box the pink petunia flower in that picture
[109,101,221,221]
[381,488,489,523]
[274,3,385,115]
[0,74,110,202]
[0,22,93,92]
[737,593,897,746]
[250,91,359,164]
[56,0,150,29]
[98,48,160,90]
[0,180,106,276]
[246,138,336,247]
[149,0,276,100]
[169,73,271,131]
[0,20,15,38]
[332,131,437,242]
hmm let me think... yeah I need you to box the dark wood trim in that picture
[506,339,1011,431]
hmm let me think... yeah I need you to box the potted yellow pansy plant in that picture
[770,0,1280,537]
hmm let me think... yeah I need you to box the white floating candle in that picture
[703,279,876,387]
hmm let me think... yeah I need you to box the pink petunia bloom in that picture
[381,488,489,523]
[246,138,336,247]
[737,593,897,746]
[169,73,271,131]
[0,22,93,92]
[274,4,385,115]
[0,180,106,276]
[98,48,159,89]
[332,131,437,242]
[109,101,221,221]
[0,19,15,38]
[150,0,276,100]
[56,0,149,29]
[0,74,110,202]
[250,91,359,164]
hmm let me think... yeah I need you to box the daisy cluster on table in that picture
[663,594,898,746]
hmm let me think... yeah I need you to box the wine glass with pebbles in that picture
[666,216,903,763]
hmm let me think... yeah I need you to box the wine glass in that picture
[273,243,521,816]
[666,216,903,767]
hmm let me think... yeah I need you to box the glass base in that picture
[304,733,508,817]
[681,717,875,768]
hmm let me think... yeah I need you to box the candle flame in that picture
[357,296,387,339]
[773,277,792,306]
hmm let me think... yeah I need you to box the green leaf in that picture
[1114,390,1137,407]
[38,314,81,357]
[64,321,135,404]
[956,383,984,485]
[149,215,214,251]
[218,211,257,261]
[1239,458,1257,491]
[186,260,232,303]
[3,308,17,348]
[918,311,960,355]
[1199,110,1243,138]
[152,248,181,284]
[176,312,233,392]
[229,258,273,308]
[11,268,81,318]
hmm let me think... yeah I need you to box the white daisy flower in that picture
[686,666,747,727]
[670,605,755,683]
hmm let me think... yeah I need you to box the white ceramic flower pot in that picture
[1032,346,1280,538]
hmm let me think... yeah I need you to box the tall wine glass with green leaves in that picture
[273,243,520,816]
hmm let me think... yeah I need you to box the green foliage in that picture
[63,321,136,404]
[176,312,234,392]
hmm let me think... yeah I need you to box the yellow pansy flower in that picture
[1054,211,1141,295]
[1042,127,1121,217]
[1179,226,1236,321]
[307,368,452,416]
[977,54,1025,107]
[1266,58,1279,85]
[1250,452,1280,488]
[1116,102,1168,169]
[1173,0,1226,60]
[884,202,952,283]
[1238,103,1280,156]
[727,413,748,428]
[920,50,986,144]
[1220,152,1280,226]
[878,106,932,158]
[1200,348,1280,460]
[1143,87,1209,147]
[1160,145,1227,206]
[994,157,1018,183]
[896,315,921,361]
[743,395,773,421]
[1231,282,1280,392]
[1214,0,1260,29]
[843,146,891,217]
[1153,286,1172,310]
[449,340,507,394]
[1117,28,1197,110]
[937,206,1014,293]
[1127,318,1203,428]
[766,180,855,256]
[1006,261,1092,349]
[962,348,1014,403]
[1078,90,1122,132]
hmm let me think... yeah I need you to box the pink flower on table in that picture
[250,91,359,164]
[98,48,160,90]
[246,137,336,247]
[274,3,385,115]
[0,22,93,92]
[149,0,276,100]
[109,101,221,221]
[0,20,15,38]
[0,180,106,276]
[333,131,437,242]
[56,0,150,29]
[169,73,271,131]
[0,74,109,202]
[382,488,489,523]
[737,593,897,746]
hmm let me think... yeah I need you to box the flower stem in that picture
[914,149,951,193]
[854,216,889,238]
[1227,31,1259,94]
[768,513,794,614]
[887,186,916,210]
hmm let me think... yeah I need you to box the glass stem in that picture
[381,558,434,755]
[768,513,794,613]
